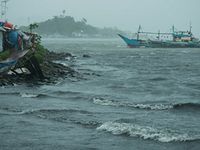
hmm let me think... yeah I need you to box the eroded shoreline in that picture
[0,50,79,86]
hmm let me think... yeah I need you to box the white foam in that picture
[93,98,118,106]
[53,61,69,67]
[97,122,197,143]
[93,98,173,110]
[130,103,173,110]
[20,93,39,98]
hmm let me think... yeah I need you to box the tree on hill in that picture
[20,15,125,37]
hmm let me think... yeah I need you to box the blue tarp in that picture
[7,30,20,49]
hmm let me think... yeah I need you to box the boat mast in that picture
[172,25,175,33]
[1,0,9,21]
[189,22,192,35]
[172,25,175,41]
[189,22,192,32]
[157,30,160,40]
[137,25,141,40]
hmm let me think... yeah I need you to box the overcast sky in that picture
[5,0,200,36]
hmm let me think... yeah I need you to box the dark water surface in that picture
[0,38,200,150]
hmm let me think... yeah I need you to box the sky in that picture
[4,0,200,37]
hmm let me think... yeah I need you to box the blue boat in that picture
[118,25,200,48]
[118,34,147,48]
[0,50,29,73]
[0,20,31,74]
[0,59,17,73]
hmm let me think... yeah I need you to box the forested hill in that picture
[21,15,125,37]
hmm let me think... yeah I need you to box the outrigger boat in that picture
[0,21,44,78]
[118,25,200,48]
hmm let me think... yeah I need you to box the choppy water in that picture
[0,38,200,150]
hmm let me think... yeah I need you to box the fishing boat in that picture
[118,25,200,48]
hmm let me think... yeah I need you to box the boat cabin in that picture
[173,31,193,42]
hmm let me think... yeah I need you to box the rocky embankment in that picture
[41,51,78,80]
[0,50,78,86]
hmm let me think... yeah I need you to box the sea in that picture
[0,38,200,150]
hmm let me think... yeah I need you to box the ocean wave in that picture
[21,91,83,99]
[21,108,92,116]
[20,93,54,98]
[0,92,20,96]
[20,93,41,98]
[149,77,167,82]
[72,120,101,128]
[0,106,23,115]
[0,92,51,99]
[173,103,200,110]
[0,107,93,117]
[0,110,17,115]
[93,98,173,110]
[20,108,100,127]
[93,97,200,111]
[97,122,200,143]
[52,90,82,95]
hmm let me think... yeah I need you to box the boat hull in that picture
[0,50,29,73]
[118,34,200,48]
[118,34,141,48]
[0,60,17,73]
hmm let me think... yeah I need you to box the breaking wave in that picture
[93,97,200,111]
[0,92,51,98]
[97,122,200,143]
[20,93,57,98]
[93,97,173,110]
[20,93,43,98]
[53,61,69,67]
